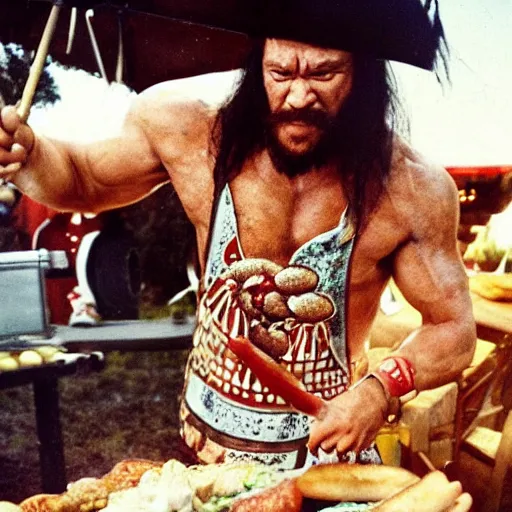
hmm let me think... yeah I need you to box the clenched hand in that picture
[308,377,388,455]
[0,106,35,180]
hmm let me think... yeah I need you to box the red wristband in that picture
[373,356,416,398]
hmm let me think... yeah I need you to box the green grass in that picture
[0,349,191,503]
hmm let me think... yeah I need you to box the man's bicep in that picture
[68,101,169,211]
[392,236,471,326]
[88,121,163,186]
[91,90,214,192]
[391,175,470,325]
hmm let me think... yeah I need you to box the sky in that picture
[26,0,512,167]
[390,0,512,166]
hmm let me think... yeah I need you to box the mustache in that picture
[267,109,334,130]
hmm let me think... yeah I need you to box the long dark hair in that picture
[211,40,406,232]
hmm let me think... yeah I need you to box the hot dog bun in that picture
[372,471,470,512]
[296,463,420,503]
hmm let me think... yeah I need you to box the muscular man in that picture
[0,31,475,467]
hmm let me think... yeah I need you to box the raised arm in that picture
[0,86,209,213]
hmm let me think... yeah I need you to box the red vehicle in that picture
[446,165,512,246]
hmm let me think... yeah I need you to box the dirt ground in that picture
[0,349,192,504]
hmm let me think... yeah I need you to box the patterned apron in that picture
[180,184,378,469]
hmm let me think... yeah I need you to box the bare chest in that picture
[229,174,349,266]
[350,199,410,290]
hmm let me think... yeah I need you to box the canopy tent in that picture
[2,0,511,167]
[0,0,443,95]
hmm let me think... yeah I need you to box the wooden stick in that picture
[17,4,62,122]
[462,404,505,440]
[85,9,108,82]
[417,451,436,472]
[66,7,78,55]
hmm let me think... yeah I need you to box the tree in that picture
[0,43,60,109]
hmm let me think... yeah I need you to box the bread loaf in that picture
[296,463,419,503]
[372,471,470,512]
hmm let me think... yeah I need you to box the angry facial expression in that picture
[263,39,354,159]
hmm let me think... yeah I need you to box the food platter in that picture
[1,458,424,512]
[0,452,474,512]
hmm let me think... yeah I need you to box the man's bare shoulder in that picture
[386,139,459,221]
[127,81,220,149]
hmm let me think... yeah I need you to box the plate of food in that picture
[2,458,471,512]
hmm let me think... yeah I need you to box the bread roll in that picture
[0,357,18,371]
[263,292,291,319]
[225,259,283,283]
[287,293,334,322]
[372,471,468,512]
[274,266,318,294]
[251,325,289,359]
[18,350,44,367]
[296,463,419,503]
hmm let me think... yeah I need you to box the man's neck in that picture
[248,149,344,197]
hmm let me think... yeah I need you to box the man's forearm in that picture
[394,319,476,391]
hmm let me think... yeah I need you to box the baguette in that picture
[296,463,419,503]
[372,471,470,512]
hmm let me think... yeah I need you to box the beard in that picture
[265,109,341,178]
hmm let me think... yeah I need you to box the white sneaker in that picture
[67,288,101,327]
